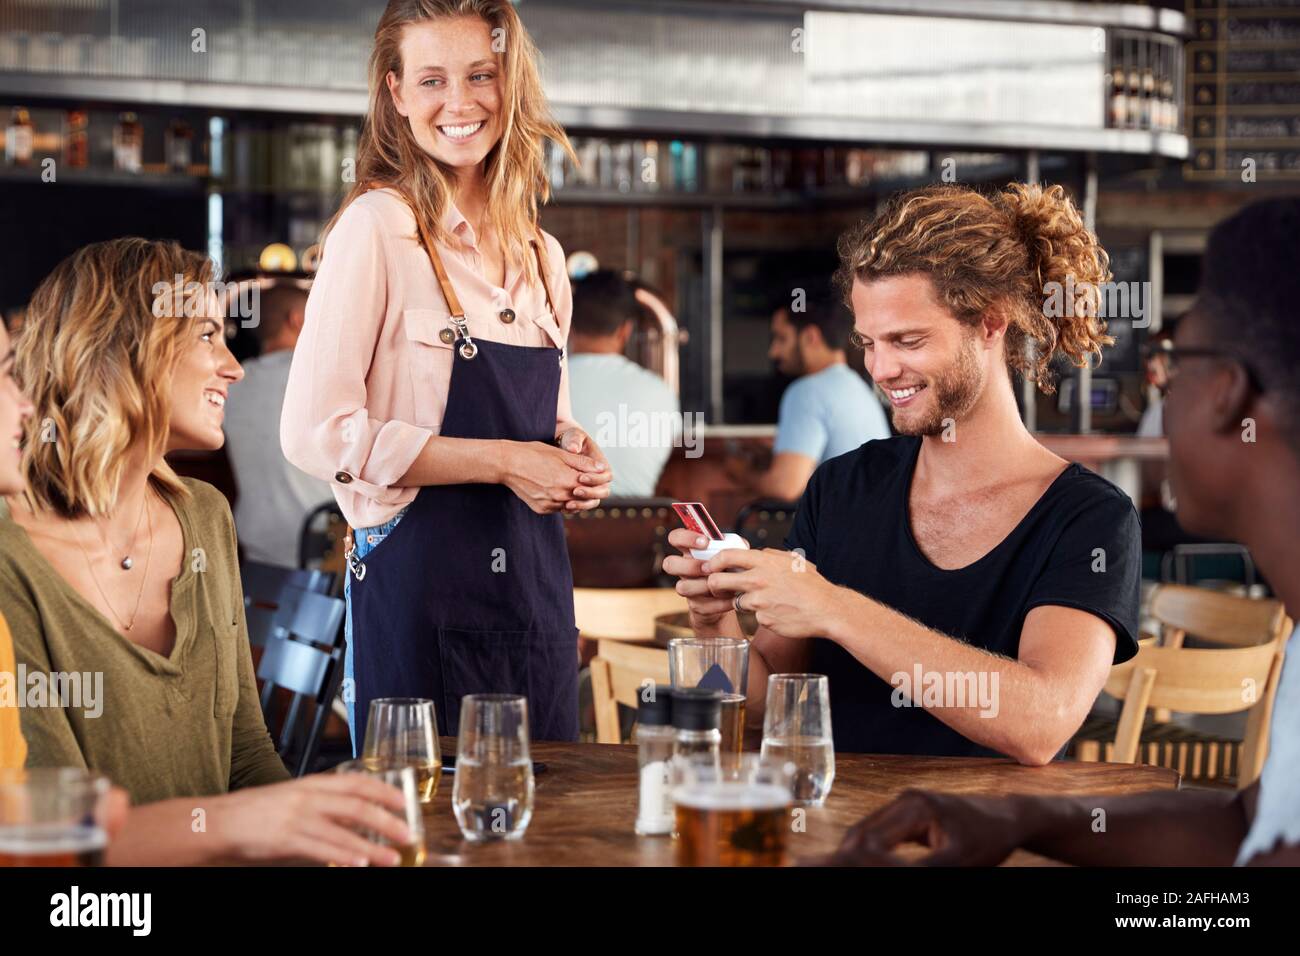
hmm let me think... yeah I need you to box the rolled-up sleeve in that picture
[281,201,433,501]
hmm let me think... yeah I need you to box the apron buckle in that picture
[344,531,367,581]
[451,314,477,361]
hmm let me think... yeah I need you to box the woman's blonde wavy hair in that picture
[835,182,1113,394]
[16,238,213,518]
[323,0,575,285]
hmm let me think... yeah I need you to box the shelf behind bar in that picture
[0,72,1190,159]
[0,163,207,189]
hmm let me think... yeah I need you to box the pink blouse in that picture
[280,187,578,529]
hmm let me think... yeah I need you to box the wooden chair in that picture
[1148,584,1287,650]
[589,639,671,744]
[1073,585,1290,788]
[574,587,688,644]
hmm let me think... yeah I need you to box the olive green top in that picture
[0,478,289,804]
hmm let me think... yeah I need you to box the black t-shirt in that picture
[784,435,1141,758]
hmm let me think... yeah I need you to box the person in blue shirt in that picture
[566,271,680,497]
[736,291,890,501]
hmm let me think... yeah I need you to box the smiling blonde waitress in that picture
[282,0,612,749]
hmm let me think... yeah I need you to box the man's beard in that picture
[785,341,806,378]
[887,335,984,437]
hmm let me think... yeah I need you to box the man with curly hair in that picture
[823,196,1300,867]
[666,183,1141,763]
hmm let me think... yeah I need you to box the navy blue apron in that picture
[347,188,579,742]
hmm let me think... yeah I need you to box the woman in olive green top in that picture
[1,240,411,865]
[0,478,288,801]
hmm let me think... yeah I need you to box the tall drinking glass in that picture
[333,760,426,866]
[761,674,835,806]
[362,697,441,802]
[0,768,110,867]
[452,694,534,841]
[668,637,749,761]
[672,754,795,866]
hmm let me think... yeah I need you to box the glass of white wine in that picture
[760,674,835,806]
[332,761,427,866]
[452,694,534,842]
[362,697,441,803]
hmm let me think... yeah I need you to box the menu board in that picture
[1186,0,1300,180]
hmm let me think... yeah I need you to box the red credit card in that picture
[672,502,723,541]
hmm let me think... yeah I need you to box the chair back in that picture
[1148,583,1288,648]
[589,639,671,744]
[256,587,347,776]
[574,587,688,644]
[1104,604,1290,788]
[240,560,335,647]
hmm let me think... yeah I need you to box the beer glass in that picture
[0,768,110,867]
[668,637,749,762]
[333,760,427,866]
[761,674,835,806]
[362,697,442,802]
[672,755,794,867]
[452,694,534,841]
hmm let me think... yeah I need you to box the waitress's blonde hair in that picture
[16,238,212,518]
[325,0,575,284]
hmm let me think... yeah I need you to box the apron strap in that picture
[365,181,556,329]
[365,180,466,320]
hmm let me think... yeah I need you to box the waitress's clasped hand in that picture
[499,427,614,514]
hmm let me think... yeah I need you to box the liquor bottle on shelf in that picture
[798,147,821,190]
[546,138,565,191]
[1140,69,1155,130]
[638,139,660,192]
[771,147,793,190]
[681,142,699,192]
[706,144,731,194]
[1109,68,1127,129]
[596,139,613,190]
[732,146,759,193]
[1161,78,1177,132]
[575,137,598,187]
[165,119,194,173]
[112,111,143,173]
[613,140,633,193]
[1126,69,1141,130]
[6,107,34,166]
[64,110,88,169]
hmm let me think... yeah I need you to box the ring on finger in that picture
[733,594,745,613]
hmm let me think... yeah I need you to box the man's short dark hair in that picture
[1199,197,1300,444]
[571,270,640,338]
[253,283,308,343]
[784,279,855,352]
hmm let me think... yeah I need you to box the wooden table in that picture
[420,740,1178,866]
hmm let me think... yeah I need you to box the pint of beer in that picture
[672,755,794,867]
[669,637,750,761]
[0,768,110,867]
